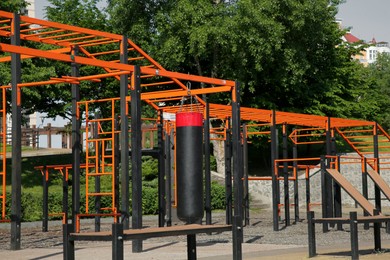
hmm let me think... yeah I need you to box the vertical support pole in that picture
[71,45,80,232]
[112,223,124,260]
[271,110,279,231]
[120,36,130,229]
[334,155,342,230]
[63,223,74,260]
[306,168,311,214]
[114,116,120,220]
[243,124,249,226]
[232,82,242,260]
[307,211,316,258]
[187,234,197,260]
[373,123,381,212]
[63,166,69,224]
[94,114,101,232]
[204,100,212,225]
[373,209,381,251]
[325,118,333,220]
[157,112,166,227]
[350,212,359,260]
[165,127,172,227]
[42,166,49,232]
[131,65,143,252]
[292,134,299,223]
[320,155,328,232]
[225,122,232,225]
[282,124,290,226]
[11,12,22,250]
[362,158,369,230]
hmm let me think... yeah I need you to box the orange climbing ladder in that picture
[78,98,119,221]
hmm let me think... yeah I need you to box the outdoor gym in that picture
[1,10,390,260]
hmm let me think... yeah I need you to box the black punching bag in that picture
[176,111,204,224]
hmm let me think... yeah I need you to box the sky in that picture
[34,0,389,43]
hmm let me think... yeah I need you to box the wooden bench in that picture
[63,223,232,260]
[307,211,390,259]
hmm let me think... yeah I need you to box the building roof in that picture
[344,32,361,43]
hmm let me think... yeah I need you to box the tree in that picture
[0,0,28,13]
[365,54,390,129]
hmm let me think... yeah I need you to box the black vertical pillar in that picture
[204,100,212,225]
[334,155,342,230]
[63,166,69,224]
[94,114,101,232]
[362,158,369,230]
[165,128,172,227]
[131,65,142,252]
[373,123,381,211]
[120,36,130,229]
[225,122,232,225]
[42,167,49,232]
[71,45,81,232]
[232,82,242,260]
[157,113,165,227]
[271,110,279,231]
[292,133,299,223]
[11,12,22,251]
[242,124,249,226]
[114,116,120,220]
[325,118,333,219]
[282,124,290,226]
[320,155,328,232]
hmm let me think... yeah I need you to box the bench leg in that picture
[63,224,74,260]
[350,212,359,260]
[187,234,196,260]
[112,223,124,260]
[307,211,316,258]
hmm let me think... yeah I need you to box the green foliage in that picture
[142,156,158,181]
[0,0,28,13]
[210,181,225,210]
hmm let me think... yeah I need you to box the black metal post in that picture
[114,116,120,221]
[374,209,381,251]
[204,100,212,225]
[335,155,342,230]
[232,82,243,260]
[320,155,328,232]
[373,123,381,212]
[11,12,22,250]
[63,166,68,224]
[157,113,166,227]
[112,223,124,260]
[293,137,299,223]
[307,211,316,258]
[243,124,249,226]
[71,45,81,232]
[94,114,101,232]
[362,158,369,230]
[42,166,49,232]
[225,123,232,225]
[271,110,279,231]
[187,234,197,260]
[325,118,333,220]
[282,124,290,226]
[349,212,359,260]
[63,223,74,260]
[131,65,143,252]
[120,36,130,229]
[165,128,172,227]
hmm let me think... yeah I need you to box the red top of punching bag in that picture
[176,112,203,127]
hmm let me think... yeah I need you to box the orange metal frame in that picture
[1,10,390,224]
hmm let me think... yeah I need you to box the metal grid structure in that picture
[1,10,390,258]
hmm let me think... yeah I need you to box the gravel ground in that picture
[1,207,390,251]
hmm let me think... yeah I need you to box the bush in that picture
[210,181,226,210]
